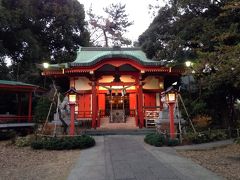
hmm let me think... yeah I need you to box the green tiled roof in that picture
[70,47,163,67]
[0,80,38,87]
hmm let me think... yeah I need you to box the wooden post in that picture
[137,81,144,128]
[69,103,75,135]
[28,92,32,122]
[110,89,113,122]
[168,103,175,139]
[92,81,97,128]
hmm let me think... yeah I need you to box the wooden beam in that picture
[97,82,136,87]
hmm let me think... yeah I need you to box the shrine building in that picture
[42,47,182,129]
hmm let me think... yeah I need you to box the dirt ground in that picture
[1,140,239,180]
[178,143,240,180]
[0,141,80,180]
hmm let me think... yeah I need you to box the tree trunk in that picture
[103,30,109,47]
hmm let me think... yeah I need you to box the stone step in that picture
[100,125,137,129]
[85,128,156,136]
[100,117,136,129]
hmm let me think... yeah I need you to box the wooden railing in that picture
[75,111,92,119]
[0,115,32,123]
[144,110,160,128]
[75,111,92,129]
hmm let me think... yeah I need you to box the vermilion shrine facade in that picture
[42,47,182,129]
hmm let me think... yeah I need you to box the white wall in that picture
[120,75,135,82]
[74,77,92,90]
[143,76,160,89]
[98,75,136,90]
[99,75,114,83]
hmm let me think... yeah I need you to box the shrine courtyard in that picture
[68,135,225,180]
[1,135,239,180]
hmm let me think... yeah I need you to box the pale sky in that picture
[79,0,166,43]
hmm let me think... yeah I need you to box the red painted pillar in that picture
[98,93,105,127]
[168,103,175,139]
[91,81,97,128]
[137,81,144,128]
[69,103,75,135]
[28,92,32,122]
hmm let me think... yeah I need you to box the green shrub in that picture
[183,130,227,144]
[193,133,210,144]
[31,139,44,149]
[183,132,209,144]
[144,133,166,147]
[31,135,95,150]
[34,96,53,123]
[182,132,196,143]
[191,101,208,117]
[0,130,16,141]
[234,137,240,144]
[166,138,180,146]
[208,130,227,141]
[15,135,35,147]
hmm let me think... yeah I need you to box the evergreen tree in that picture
[87,3,133,47]
[0,58,10,80]
[139,0,240,127]
[0,0,90,84]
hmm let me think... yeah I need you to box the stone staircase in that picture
[99,116,137,130]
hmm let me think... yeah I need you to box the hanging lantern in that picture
[66,87,77,104]
[165,90,176,104]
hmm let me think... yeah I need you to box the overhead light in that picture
[185,61,192,67]
[43,62,49,69]
[159,82,164,89]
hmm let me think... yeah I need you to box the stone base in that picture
[157,122,177,134]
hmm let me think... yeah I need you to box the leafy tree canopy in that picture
[139,0,227,62]
[0,0,89,83]
[139,0,240,127]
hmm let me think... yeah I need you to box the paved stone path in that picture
[68,135,223,180]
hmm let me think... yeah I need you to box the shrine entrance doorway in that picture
[106,93,130,123]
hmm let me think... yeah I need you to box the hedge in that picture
[31,135,95,150]
[144,133,166,147]
[144,133,180,147]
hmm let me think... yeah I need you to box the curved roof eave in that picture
[69,54,164,67]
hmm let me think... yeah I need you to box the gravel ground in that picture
[178,144,240,180]
[0,141,80,180]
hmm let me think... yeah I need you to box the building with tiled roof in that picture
[42,47,182,129]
